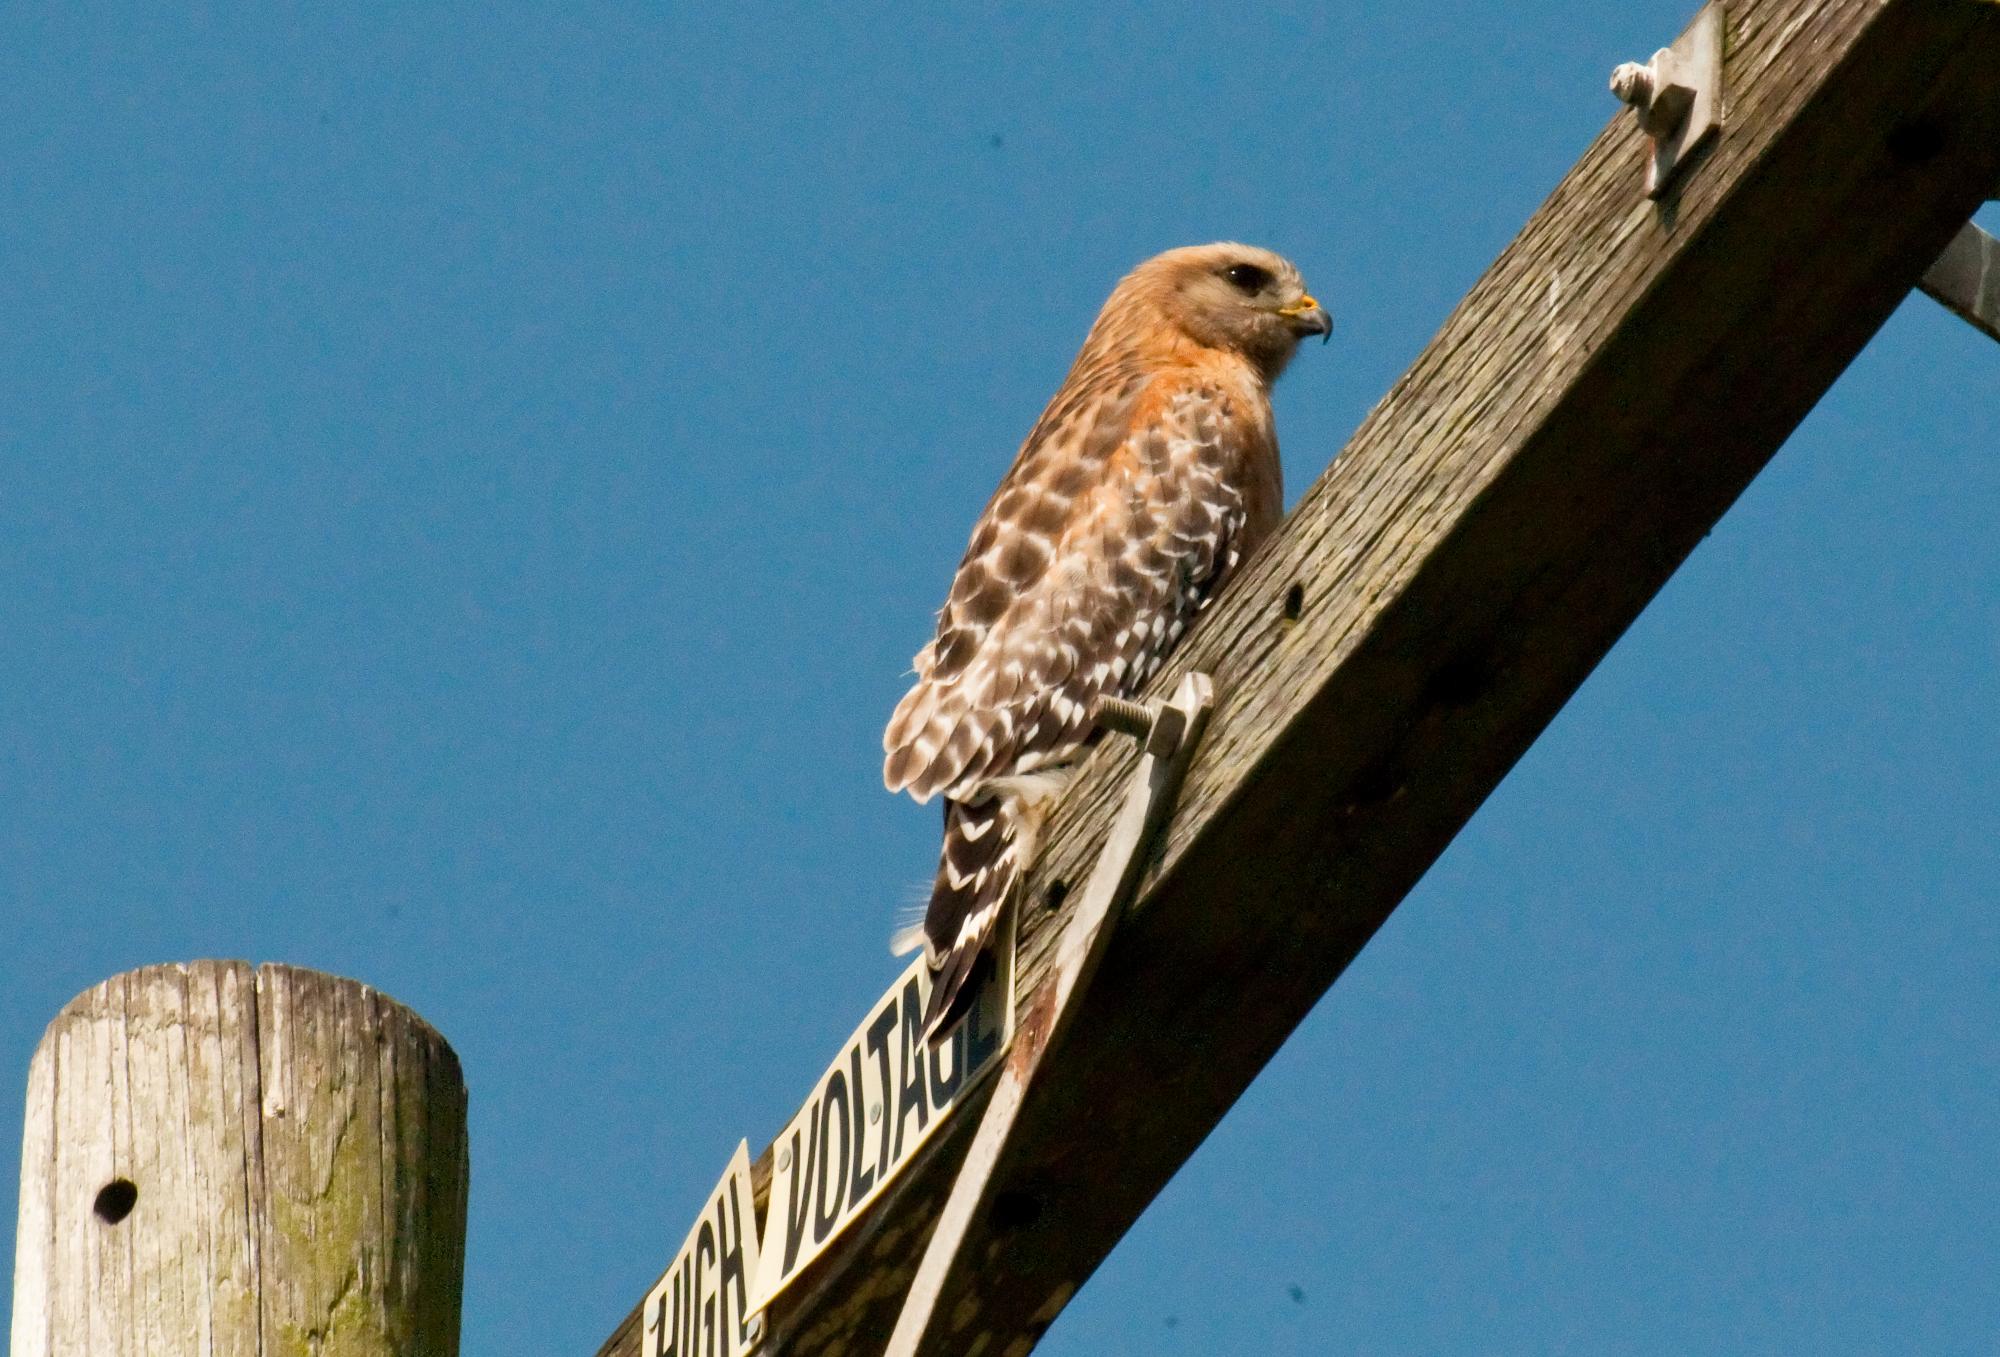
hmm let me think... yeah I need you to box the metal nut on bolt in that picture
[1608,60,1656,108]
[1608,4,1725,198]
[1611,52,1696,139]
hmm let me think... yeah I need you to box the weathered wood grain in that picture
[593,1,2000,1353]
[884,674,1213,1356]
[10,961,469,1357]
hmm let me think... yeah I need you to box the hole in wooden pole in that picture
[1348,757,1403,809]
[1281,582,1305,625]
[1886,119,1944,166]
[1042,879,1069,914]
[93,1178,138,1225]
[1426,653,1493,710]
[989,1189,1042,1232]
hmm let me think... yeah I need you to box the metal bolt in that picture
[1610,48,1694,138]
[1092,695,1155,739]
[777,1145,791,1172]
[1608,58,1656,109]
[1609,59,1658,110]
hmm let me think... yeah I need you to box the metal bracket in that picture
[882,672,1215,1357]
[1611,4,1725,199]
[1919,221,2000,346]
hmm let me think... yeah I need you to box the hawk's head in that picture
[1120,242,1330,379]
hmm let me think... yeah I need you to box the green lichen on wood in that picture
[258,987,466,1357]
[267,1093,385,1356]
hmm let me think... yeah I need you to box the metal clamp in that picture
[1611,4,1725,199]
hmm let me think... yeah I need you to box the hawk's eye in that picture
[1223,263,1273,294]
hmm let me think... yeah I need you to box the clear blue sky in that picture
[5,5,1996,1353]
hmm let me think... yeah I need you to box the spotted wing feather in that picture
[884,369,1270,1030]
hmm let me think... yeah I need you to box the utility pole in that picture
[591,2,2000,1352]
[10,962,469,1357]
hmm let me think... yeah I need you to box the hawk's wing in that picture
[883,366,1266,804]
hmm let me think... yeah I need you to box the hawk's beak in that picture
[1279,294,1332,343]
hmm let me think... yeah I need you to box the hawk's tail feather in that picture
[919,796,1019,1038]
[888,920,928,958]
[887,885,934,957]
[923,946,995,1039]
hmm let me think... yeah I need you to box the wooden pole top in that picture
[11,961,470,1357]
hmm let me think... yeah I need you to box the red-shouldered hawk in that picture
[884,242,1329,1033]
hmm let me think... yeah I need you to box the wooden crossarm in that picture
[592,2,2000,1353]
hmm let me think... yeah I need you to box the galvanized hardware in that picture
[1091,694,1157,739]
[1611,4,1725,198]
